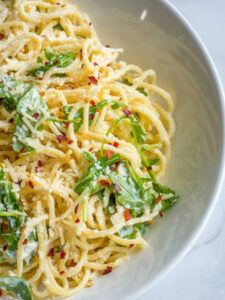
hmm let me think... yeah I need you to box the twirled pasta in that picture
[0,0,177,299]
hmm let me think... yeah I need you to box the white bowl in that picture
[71,0,225,299]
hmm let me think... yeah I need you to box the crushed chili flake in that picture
[3,244,7,251]
[89,147,93,152]
[105,150,115,159]
[64,121,69,128]
[77,141,82,148]
[60,251,66,259]
[93,62,98,66]
[0,33,5,40]
[102,266,112,275]
[37,160,44,167]
[88,76,98,85]
[129,244,134,249]
[69,259,77,267]
[23,239,28,245]
[9,118,14,124]
[90,100,96,106]
[74,204,79,214]
[89,113,95,120]
[110,161,120,171]
[124,208,132,221]
[159,211,164,218]
[28,180,34,189]
[75,218,80,224]
[1,223,8,232]
[33,112,40,119]
[59,271,65,275]
[67,139,73,145]
[48,248,54,257]
[113,141,119,148]
[114,184,121,193]
[99,179,111,187]
[156,195,162,204]
[20,148,26,153]
[123,107,132,116]
[0,289,3,297]
[79,49,83,61]
[57,134,67,143]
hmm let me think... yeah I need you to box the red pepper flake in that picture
[28,180,34,189]
[48,248,54,257]
[124,208,132,221]
[156,195,162,204]
[64,121,69,128]
[79,49,83,61]
[20,148,26,153]
[0,289,3,297]
[67,139,73,145]
[9,118,14,124]
[123,107,132,116]
[88,76,98,85]
[75,218,80,224]
[1,223,8,232]
[37,160,44,167]
[110,161,120,171]
[89,113,95,120]
[60,251,66,259]
[77,141,82,148]
[105,150,114,159]
[0,33,5,40]
[89,147,93,152]
[159,211,164,218]
[33,112,40,119]
[69,259,77,267]
[90,100,96,106]
[114,184,121,193]
[113,141,119,148]
[99,179,111,187]
[74,204,79,214]
[93,62,98,66]
[57,134,67,143]
[129,244,134,249]
[59,271,65,275]
[3,244,7,251]
[102,266,112,275]
[23,239,28,245]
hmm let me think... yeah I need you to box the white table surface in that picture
[141,1,225,299]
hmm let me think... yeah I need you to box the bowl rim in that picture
[124,0,225,299]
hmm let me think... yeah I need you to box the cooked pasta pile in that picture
[0,0,178,299]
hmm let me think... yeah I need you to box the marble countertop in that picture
[141,1,225,299]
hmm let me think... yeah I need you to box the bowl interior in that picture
[70,0,224,299]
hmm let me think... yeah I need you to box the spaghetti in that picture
[0,0,178,299]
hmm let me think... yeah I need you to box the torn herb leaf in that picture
[0,167,37,265]
[0,75,30,110]
[53,23,64,31]
[0,277,32,300]
[74,152,121,195]
[122,78,132,86]
[12,85,49,152]
[136,87,148,96]
[118,223,149,239]
[27,49,75,78]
